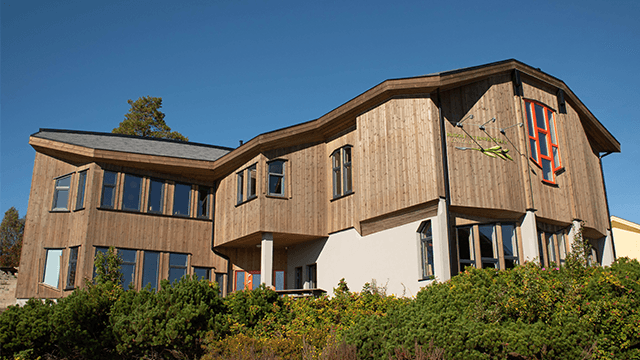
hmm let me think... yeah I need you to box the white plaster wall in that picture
[287,218,439,297]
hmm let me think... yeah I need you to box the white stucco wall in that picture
[287,218,442,297]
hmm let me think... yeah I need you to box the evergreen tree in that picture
[0,207,24,267]
[112,96,188,141]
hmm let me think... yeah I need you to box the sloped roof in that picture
[31,129,233,162]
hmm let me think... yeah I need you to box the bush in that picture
[0,298,54,359]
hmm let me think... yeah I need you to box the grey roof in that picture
[32,129,234,162]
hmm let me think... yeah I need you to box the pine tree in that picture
[0,207,24,267]
[112,96,188,141]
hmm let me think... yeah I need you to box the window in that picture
[268,160,285,196]
[538,227,568,267]
[65,246,79,289]
[295,267,303,289]
[93,247,109,280]
[275,270,285,291]
[118,249,137,290]
[307,264,317,288]
[331,146,353,198]
[501,223,519,269]
[42,248,63,288]
[457,226,475,272]
[198,186,211,218]
[236,171,244,204]
[52,174,71,210]
[524,100,562,183]
[169,253,188,284]
[235,271,245,291]
[173,183,191,216]
[418,221,434,279]
[122,174,143,211]
[147,178,165,214]
[142,251,160,290]
[101,171,118,208]
[194,267,211,281]
[478,224,499,269]
[75,171,87,210]
[247,164,257,200]
[215,273,225,295]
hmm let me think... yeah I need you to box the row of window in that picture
[456,222,519,272]
[236,160,286,205]
[101,170,212,219]
[234,270,286,291]
[52,170,88,211]
[524,100,562,184]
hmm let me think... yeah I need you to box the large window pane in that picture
[52,175,71,210]
[541,158,553,182]
[237,171,244,204]
[101,171,117,208]
[236,271,245,291]
[75,171,87,210]
[122,174,142,211]
[525,103,535,137]
[118,249,137,290]
[66,247,79,289]
[479,224,499,269]
[548,110,558,145]
[194,267,210,281]
[501,223,518,269]
[268,160,285,196]
[147,179,164,213]
[173,183,191,216]
[247,165,257,199]
[93,247,109,280]
[457,226,475,271]
[142,251,159,291]
[169,253,188,284]
[252,273,261,290]
[535,103,546,130]
[198,186,210,218]
[529,139,538,162]
[43,249,63,288]
[275,271,285,290]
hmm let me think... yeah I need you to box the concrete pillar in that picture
[260,232,273,288]
[521,210,539,262]
[567,219,582,249]
[433,197,451,281]
[601,229,615,266]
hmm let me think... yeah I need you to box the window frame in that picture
[147,178,165,214]
[198,186,211,219]
[118,248,137,291]
[52,174,72,211]
[457,222,520,272]
[75,170,88,210]
[306,263,317,289]
[524,100,562,184]
[537,227,569,268]
[172,182,191,217]
[42,248,63,288]
[141,250,160,291]
[100,170,118,209]
[122,173,143,212]
[331,146,353,199]
[65,246,80,290]
[267,159,286,197]
[236,171,244,204]
[247,164,257,200]
[417,221,434,280]
[168,253,188,284]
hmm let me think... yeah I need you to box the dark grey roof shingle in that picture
[32,129,233,162]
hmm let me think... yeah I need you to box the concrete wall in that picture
[612,216,640,260]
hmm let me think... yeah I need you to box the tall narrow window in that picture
[457,226,475,271]
[142,251,159,291]
[65,246,79,289]
[275,270,285,290]
[295,267,303,289]
[268,160,286,196]
[93,247,109,280]
[147,179,164,214]
[332,150,341,198]
[524,100,562,183]
[118,249,137,290]
[122,174,143,211]
[501,223,519,269]
[42,248,63,288]
[169,253,188,284]
[215,273,225,295]
[75,171,87,210]
[236,171,244,204]
[52,174,71,210]
[307,264,317,288]
[247,164,257,200]
[478,224,499,269]
[418,221,434,279]
[198,186,210,218]
[173,183,191,216]
[101,171,117,208]
[235,271,245,291]
[331,146,353,199]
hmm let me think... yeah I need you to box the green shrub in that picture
[0,298,54,358]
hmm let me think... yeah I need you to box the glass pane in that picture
[333,152,341,168]
[237,172,244,203]
[269,175,283,195]
[53,189,69,210]
[119,249,137,263]
[66,247,79,288]
[538,131,549,156]
[147,179,164,213]
[76,171,87,210]
[194,267,210,281]
[535,103,546,130]
[248,166,257,197]
[541,158,553,181]
[169,268,187,284]
[43,249,63,288]
[538,232,546,266]
[333,168,341,196]
[529,139,538,162]
[236,271,245,291]
[478,225,496,258]
[93,247,108,280]
[103,171,117,186]
[118,249,137,290]
[142,251,159,290]
[101,187,115,208]
[252,273,261,290]
[343,147,351,164]
[525,103,535,137]
[501,223,516,257]
[344,164,352,193]
[547,234,556,263]
[169,253,188,284]
[170,253,188,267]
[122,174,142,211]
[553,147,560,169]
[548,110,557,145]
[457,227,473,261]
[58,176,71,187]
[269,160,284,174]
[295,267,302,289]
[199,187,210,217]
[275,271,285,290]
[558,232,567,261]
[173,183,191,216]
[505,259,516,269]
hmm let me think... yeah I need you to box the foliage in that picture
[0,207,24,267]
[0,299,54,358]
[93,246,123,286]
[110,276,225,359]
[112,96,188,141]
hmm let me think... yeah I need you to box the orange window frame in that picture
[524,100,562,183]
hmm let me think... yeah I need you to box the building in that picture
[16,59,620,302]
[611,216,640,260]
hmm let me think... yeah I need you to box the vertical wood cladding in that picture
[441,74,527,216]
[356,97,441,223]
[326,130,358,234]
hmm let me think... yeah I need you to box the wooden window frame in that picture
[236,171,244,204]
[65,246,80,290]
[168,253,189,284]
[524,100,562,184]
[331,146,354,199]
[247,164,257,200]
[267,159,286,197]
[457,222,520,272]
[100,170,118,209]
[172,183,192,217]
[417,221,434,280]
[42,248,63,288]
[122,173,143,212]
[75,170,88,211]
[147,178,165,214]
[52,174,72,211]
[198,186,211,219]
[236,163,258,205]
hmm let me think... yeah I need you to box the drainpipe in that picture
[598,151,616,260]
[436,89,456,276]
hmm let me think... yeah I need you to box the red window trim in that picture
[524,100,562,184]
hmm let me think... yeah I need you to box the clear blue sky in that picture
[2,0,639,225]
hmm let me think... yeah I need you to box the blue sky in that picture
[2,0,639,225]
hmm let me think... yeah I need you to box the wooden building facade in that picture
[17,59,620,300]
